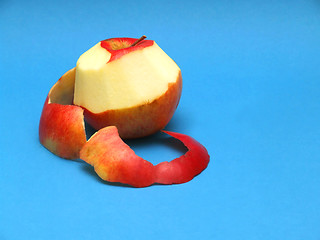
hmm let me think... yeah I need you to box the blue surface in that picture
[1,0,320,239]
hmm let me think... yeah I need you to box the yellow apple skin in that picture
[82,72,182,139]
[39,68,87,159]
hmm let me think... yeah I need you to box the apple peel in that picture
[154,131,210,185]
[80,126,210,187]
[39,68,87,159]
[80,126,155,187]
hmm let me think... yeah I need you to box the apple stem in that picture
[130,35,147,47]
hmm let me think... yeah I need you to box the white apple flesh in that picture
[73,37,182,138]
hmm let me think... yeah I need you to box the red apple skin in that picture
[100,37,154,62]
[80,126,210,187]
[39,68,87,159]
[83,72,182,139]
[80,126,155,187]
[154,131,210,185]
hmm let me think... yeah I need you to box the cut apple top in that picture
[100,37,154,62]
[73,38,181,113]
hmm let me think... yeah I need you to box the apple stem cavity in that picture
[130,35,147,47]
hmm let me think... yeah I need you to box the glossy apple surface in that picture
[80,126,155,187]
[39,68,86,159]
[80,126,210,187]
[73,37,182,139]
[154,131,210,184]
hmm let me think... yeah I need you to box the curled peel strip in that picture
[39,68,210,187]
[80,127,210,187]
[39,68,87,159]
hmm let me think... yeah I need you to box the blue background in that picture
[1,0,320,239]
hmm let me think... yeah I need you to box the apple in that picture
[38,36,210,186]
[73,36,182,139]
[80,126,210,187]
[39,68,87,159]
